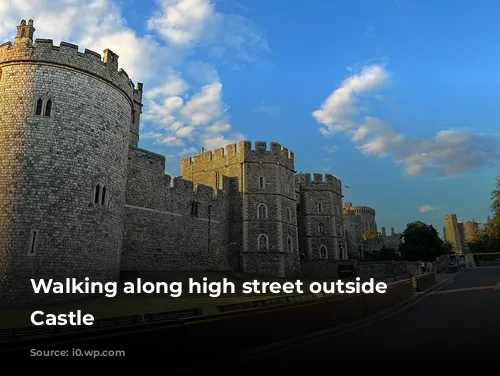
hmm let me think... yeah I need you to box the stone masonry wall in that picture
[356,261,422,280]
[300,259,340,279]
[242,142,298,277]
[121,147,231,271]
[0,27,131,307]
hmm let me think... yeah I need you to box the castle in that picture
[0,21,394,307]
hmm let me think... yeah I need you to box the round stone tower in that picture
[0,20,141,307]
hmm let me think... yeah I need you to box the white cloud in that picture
[312,63,500,176]
[418,205,435,213]
[148,0,270,65]
[324,145,338,153]
[0,0,268,167]
[148,0,215,46]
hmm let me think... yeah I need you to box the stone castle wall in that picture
[0,21,416,309]
[296,173,345,261]
[121,147,231,272]
[0,22,134,307]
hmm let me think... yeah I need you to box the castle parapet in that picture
[180,140,294,171]
[0,20,137,103]
[296,172,342,193]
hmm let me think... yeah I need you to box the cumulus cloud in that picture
[312,64,500,176]
[418,205,436,213]
[0,0,267,166]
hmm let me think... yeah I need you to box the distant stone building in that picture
[343,204,364,259]
[343,202,377,237]
[443,214,478,254]
[463,221,479,243]
[380,227,402,250]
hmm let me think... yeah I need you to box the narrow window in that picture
[259,176,264,188]
[320,246,327,258]
[215,171,220,189]
[287,237,292,252]
[94,184,100,204]
[319,223,325,234]
[30,230,38,254]
[318,202,322,212]
[35,98,43,115]
[191,202,198,216]
[286,207,291,221]
[101,186,107,205]
[44,99,52,116]
[258,234,268,250]
[131,109,136,124]
[258,204,267,219]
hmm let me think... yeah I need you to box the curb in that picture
[236,279,449,359]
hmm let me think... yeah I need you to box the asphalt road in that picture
[229,267,500,365]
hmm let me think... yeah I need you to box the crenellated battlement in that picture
[0,20,141,104]
[127,147,228,212]
[295,172,342,193]
[181,140,295,172]
[344,203,376,216]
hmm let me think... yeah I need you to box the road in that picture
[227,267,500,365]
[4,267,499,368]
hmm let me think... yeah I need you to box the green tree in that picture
[399,221,446,262]
[364,246,400,261]
[443,241,454,255]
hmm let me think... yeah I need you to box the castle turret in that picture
[180,140,299,277]
[14,19,35,45]
[0,20,136,307]
[296,173,345,260]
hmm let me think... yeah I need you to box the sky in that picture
[1,0,499,236]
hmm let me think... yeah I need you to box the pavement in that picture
[227,266,500,365]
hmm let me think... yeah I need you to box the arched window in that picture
[257,204,267,219]
[286,207,291,221]
[318,223,325,234]
[287,237,292,252]
[101,186,107,205]
[94,184,100,204]
[35,98,43,116]
[320,246,327,258]
[259,176,265,188]
[318,202,322,212]
[191,202,198,216]
[44,99,52,116]
[258,234,268,250]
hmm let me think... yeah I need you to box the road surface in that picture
[227,267,500,365]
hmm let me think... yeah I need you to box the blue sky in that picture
[2,0,499,236]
